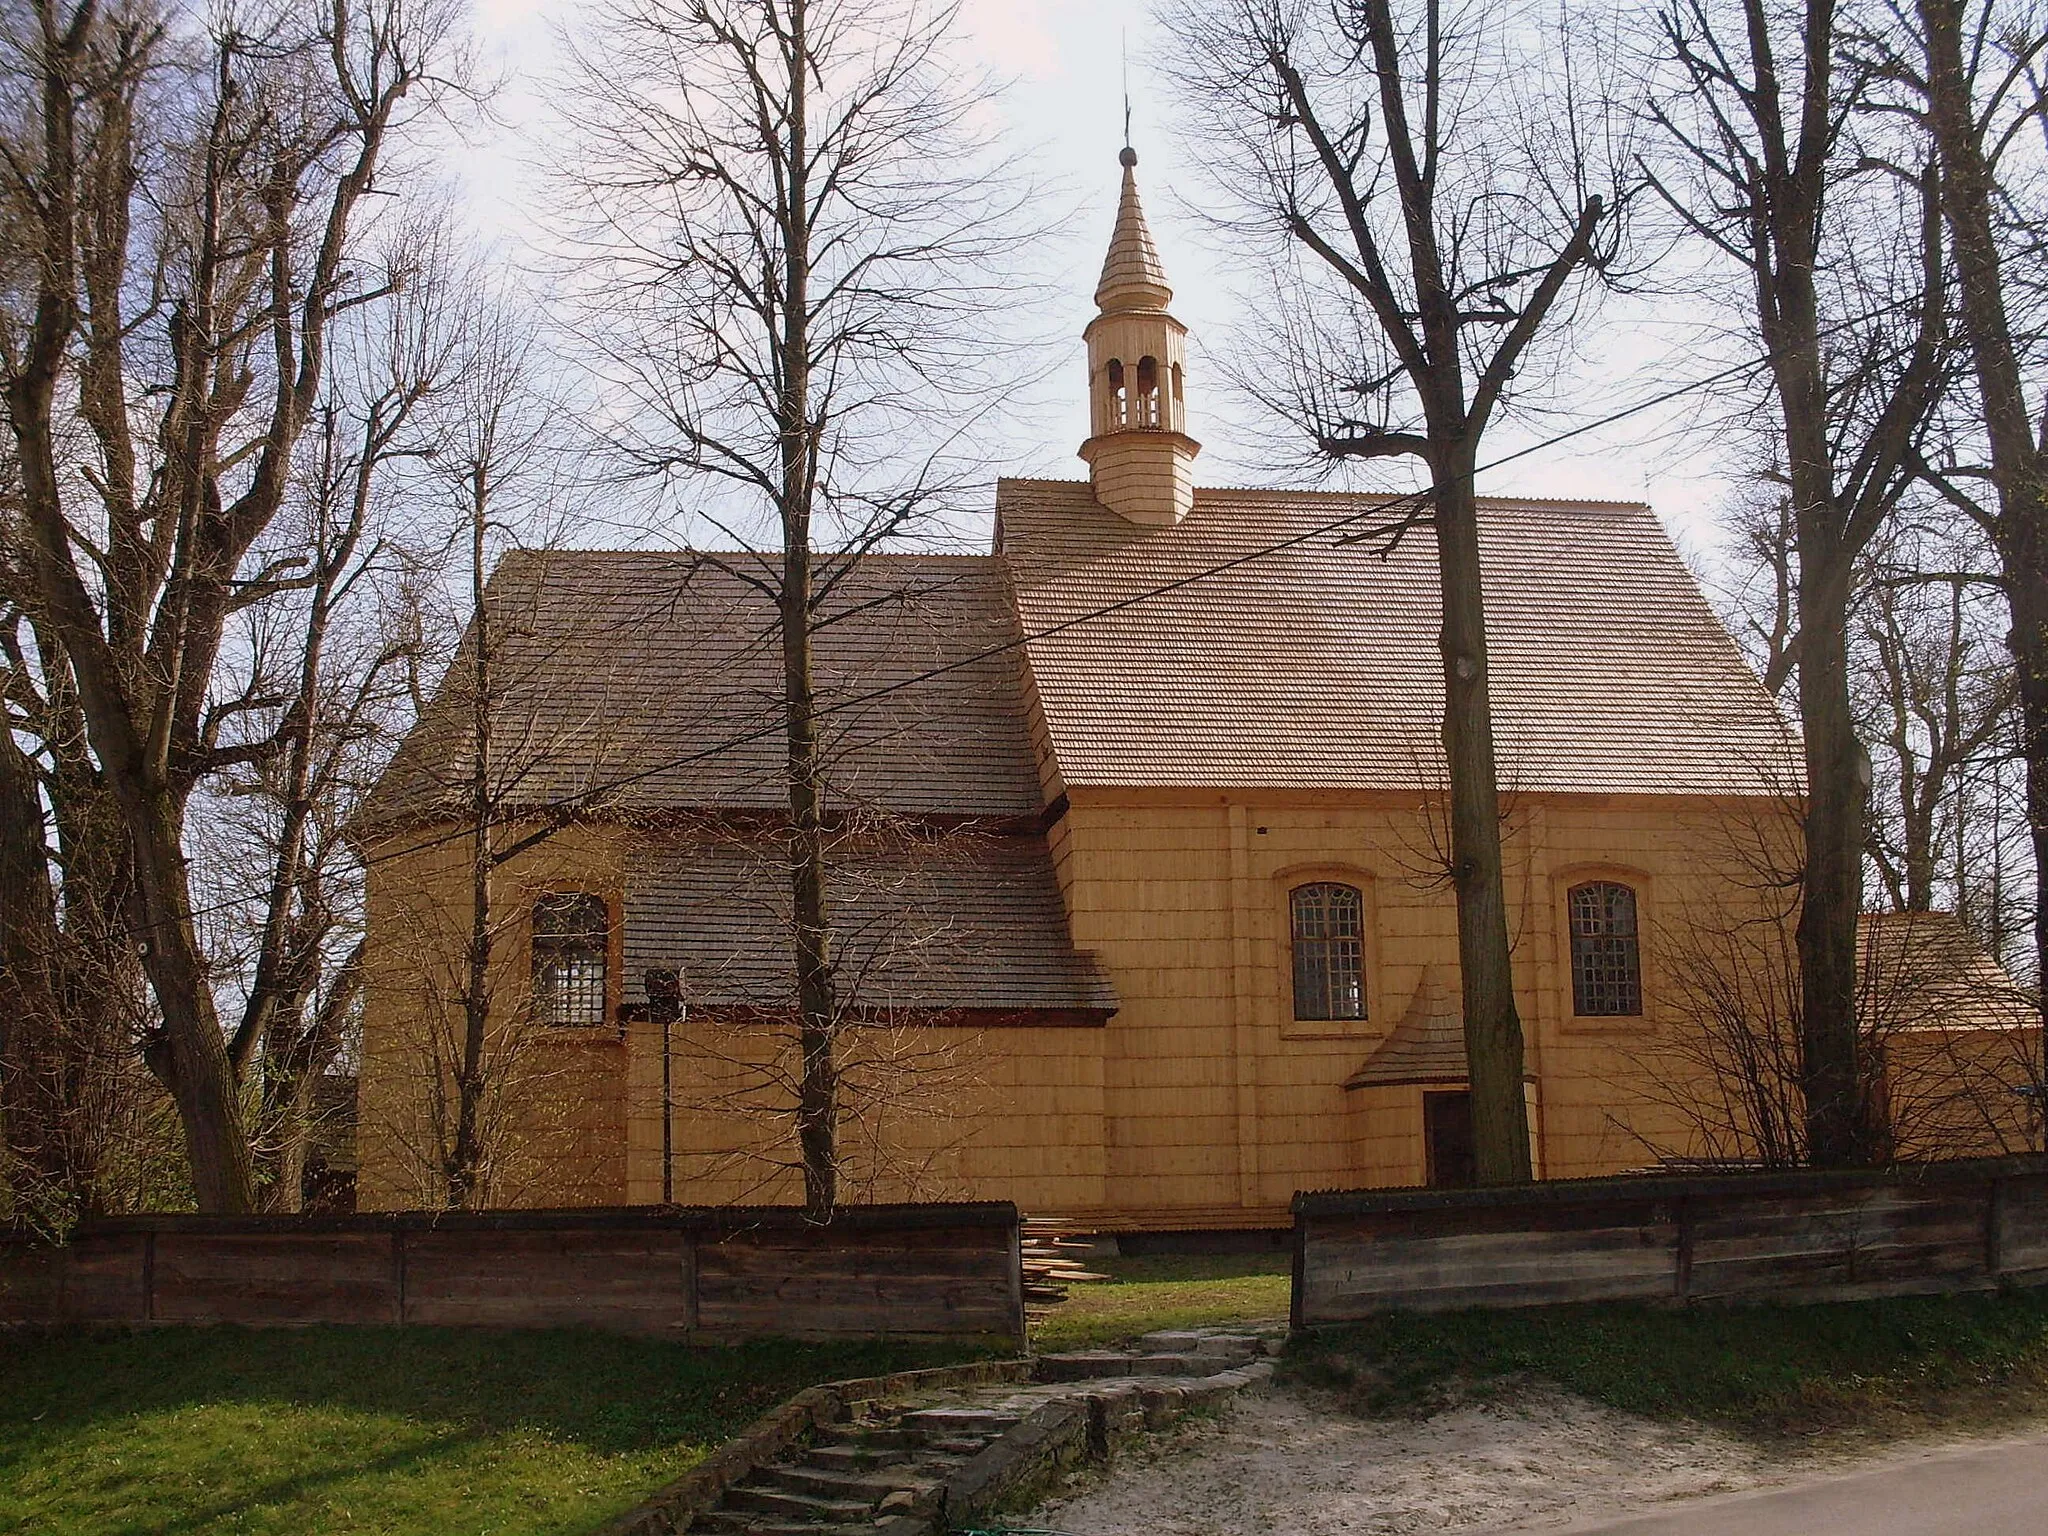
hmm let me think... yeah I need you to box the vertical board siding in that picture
[1295,1160,2048,1324]
[0,1206,1021,1343]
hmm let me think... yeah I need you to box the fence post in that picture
[1289,1213,1306,1331]
[1674,1195,1693,1302]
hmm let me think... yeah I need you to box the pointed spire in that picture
[1094,147,1172,314]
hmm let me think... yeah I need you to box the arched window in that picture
[533,892,608,1027]
[1135,355,1160,426]
[1291,882,1365,1021]
[1569,882,1641,1016]
[1170,362,1185,428]
[1105,358,1127,429]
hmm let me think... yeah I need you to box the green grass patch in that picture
[1288,1287,2048,1443]
[1030,1252,1292,1352]
[0,1325,986,1536]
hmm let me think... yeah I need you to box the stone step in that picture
[763,1463,936,1505]
[724,1484,877,1521]
[695,1513,883,1535]
[1135,1330,1263,1357]
[814,1423,918,1450]
[1037,1350,1218,1380]
[803,1441,909,1472]
[897,1406,1022,1438]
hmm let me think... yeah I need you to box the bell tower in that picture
[1080,148,1200,525]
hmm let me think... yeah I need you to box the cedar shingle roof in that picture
[1095,159,1173,313]
[619,832,1115,1015]
[1342,967,1541,1088]
[997,480,1798,797]
[1343,969,1473,1088]
[1856,912,2035,1033]
[361,550,1043,828]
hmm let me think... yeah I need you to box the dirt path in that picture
[1031,1382,1795,1535]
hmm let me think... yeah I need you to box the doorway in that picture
[1424,1090,1476,1188]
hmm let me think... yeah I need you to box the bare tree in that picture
[194,329,437,1208]
[1879,0,2048,1041]
[0,0,471,1210]
[1717,474,2033,971]
[1854,525,2016,915]
[1164,0,1628,1182]
[434,291,564,1209]
[1645,0,1952,1165]
[1625,802,2039,1165]
[553,0,1033,1213]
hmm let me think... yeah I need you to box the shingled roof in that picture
[619,831,1115,1016]
[998,480,1797,797]
[1343,967,1539,1089]
[360,549,1043,830]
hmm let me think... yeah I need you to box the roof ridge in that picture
[996,477,1654,513]
[498,547,998,561]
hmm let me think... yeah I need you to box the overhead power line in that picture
[124,271,1950,942]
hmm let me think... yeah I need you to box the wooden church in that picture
[352,153,2017,1227]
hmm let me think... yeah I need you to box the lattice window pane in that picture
[1570,882,1642,1017]
[1291,882,1366,1021]
[533,892,608,1027]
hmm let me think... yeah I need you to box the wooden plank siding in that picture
[354,792,2034,1232]
[151,1233,401,1325]
[0,1205,1022,1344]
[401,1229,693,1332]
[695,1226,1020,1341]
[1294,1159,2048,1326]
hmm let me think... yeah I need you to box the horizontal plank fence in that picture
[1293,1156,2048,1327]
[0,1203,1024,1344]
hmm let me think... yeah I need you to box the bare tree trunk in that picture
[558,0,1035,1208]
[1792,555,1874,1162]
[256,942,362,1213]
[0,722,66,1195]
[1916,0,2048,1065]
[447,468,497,1209]
[2,2,452,1212]
[1434,443,1531,1182]
[1650,0,1953,1166]
[778,0,838,1217]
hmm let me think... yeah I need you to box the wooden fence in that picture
[0,1203,1024,1343]
[1292,1156,2048,1327]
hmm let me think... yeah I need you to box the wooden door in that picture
[1424,1091,1476,1188]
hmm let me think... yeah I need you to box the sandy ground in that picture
[1031,1382,1796,1536]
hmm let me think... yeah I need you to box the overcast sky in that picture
[455,0,1747,564]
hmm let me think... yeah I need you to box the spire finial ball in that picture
[1119,145,1138,168]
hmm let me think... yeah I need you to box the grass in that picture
[1287,1287,2048,1444]
[1029,1251,1293,1352]
[0,1325,987,1536]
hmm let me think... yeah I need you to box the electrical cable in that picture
[96,267,1953,945]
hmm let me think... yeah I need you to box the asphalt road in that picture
[1530,1433,2048,1536]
